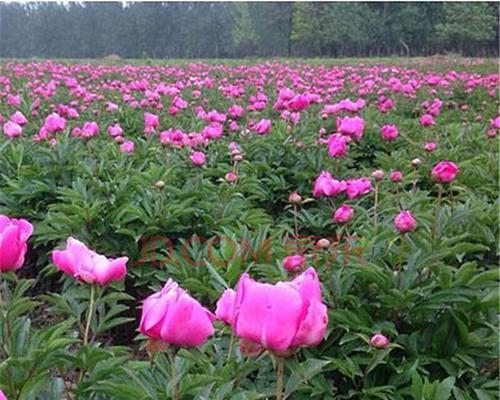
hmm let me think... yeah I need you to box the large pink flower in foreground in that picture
[52,237,128,285]
[140,279,215,347]
[216,267,328,353]
[0,215,34,273]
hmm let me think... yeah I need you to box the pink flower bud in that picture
[288,191,302,204]
[394,210,416,233]
[431,161,459,183]
[390,171,403,182]
[372,170,385,181]
[283,254,306,272]
[370,334,389,349]
[316,238,330,249]
[225,172,238,182]
[333,205,354,224]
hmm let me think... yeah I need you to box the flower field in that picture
[0,58,498,399]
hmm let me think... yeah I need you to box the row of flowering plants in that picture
[0,58,498,399]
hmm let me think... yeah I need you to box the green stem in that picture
[373,183,379,227]
[168,346,178,400]
[293,204,299,250]
[276,356,285,400]
[83,285,95,346]
[227,332,234,362]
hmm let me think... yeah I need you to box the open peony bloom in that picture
[346,177,373,199]
[380,124,398,141]
[312,171,346,197]
[327,133,348,158]
[3,121,22,138]
[0,215,34,273]
[190,151,206,167]
[215,288,236,325]
[219,267,328,354]
[336,116,365,140]
[252,119,271,135]
[394,210,416,233]
[139,279,215,347]
[420,114,435,127]
[120,140,135,154]
[431,161,459,183]
[52,237,128,285]
[9,111,29,126]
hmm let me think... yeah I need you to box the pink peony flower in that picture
[52,237,128,285]
[190,151,206,167]
[252,119,271,135]
[312,171,346,198]
[370,334,389,349]
[394,210,416,233]
[3,121,22,138]
[224,267,328,353]
[9,111,28,126]
[431,161,459,183]
[390,171,403,182]
[380,124,399,141]
[336,116,365,140]
[139,279,215,347]
[333,205,354,224]
[346,178,373,199]
[327,133,348,158]
[420,114,435,127]
[283,254,306,272]
[0,215,34,273]
[120,140,135,154]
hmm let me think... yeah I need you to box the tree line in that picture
[0,2,498,59]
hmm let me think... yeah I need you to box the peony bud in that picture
[390,171,403,182]
[370,334,389,349]
[316,238,330,249]
[283,254,306,272]
[371,170,385,181]
[333,204,354,224]
[155,180,166,189]
[288,191,302,204]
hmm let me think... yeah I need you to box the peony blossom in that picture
[120,140,135,154]
[140,279,215,347]
[52,237,128,285]
[190,151,206,167]
[431,161,459,183]
[9,111,28,126]
[288,191,302,204]
[370,334,389,349]
[224,267,328,353]
[0,215,34,273]
[346,178,373,199]
[424,141,437,152]
[390,171,403,182]
[225,172,237,182]
[3,121,22,138]
[333,204,354,224]
[313,171,346,198]
[336,116,365,140]
[380,124,398,141]
[420,114,435,127]
[283,254,306,272]
[394,210,416,233]
[252,119,271,135]
[327,133,348,158]
[215,288,236,325]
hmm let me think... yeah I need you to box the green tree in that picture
[437,3,498,55]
